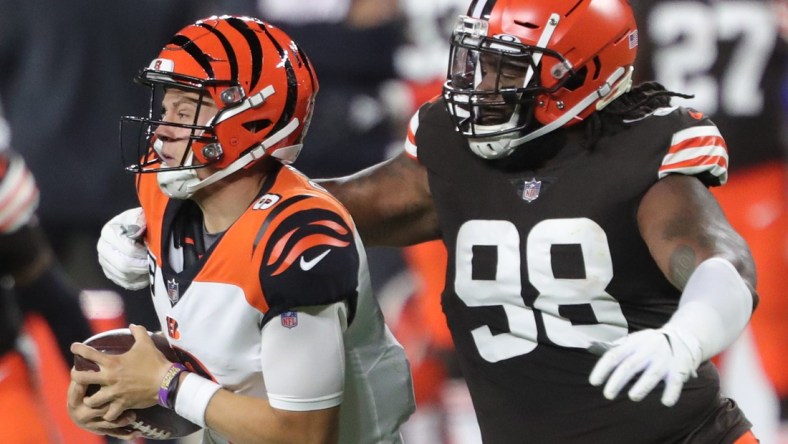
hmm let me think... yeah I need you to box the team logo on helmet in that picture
[149,58,174,72]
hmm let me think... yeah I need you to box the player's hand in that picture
[71,324,173,422]
[66,379,141,439]
[588,326,698,407]
[97,207,148,290]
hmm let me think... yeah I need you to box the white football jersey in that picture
[138,165,415,443]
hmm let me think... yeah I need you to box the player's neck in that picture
[193,169,268,234]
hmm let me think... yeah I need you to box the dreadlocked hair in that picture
[583,81,694,147]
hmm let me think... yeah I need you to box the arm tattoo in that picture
[668,245,697,289]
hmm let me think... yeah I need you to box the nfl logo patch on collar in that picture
[521,178,542,202]
[511,176,554,203]
[167,278,180,305]
[281,311,298,329]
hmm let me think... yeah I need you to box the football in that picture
[73,328,201,440]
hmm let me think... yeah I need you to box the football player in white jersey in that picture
[67,15,414,443]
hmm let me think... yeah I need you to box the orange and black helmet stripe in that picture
[226,17,264,90]
[196,22,240,83]
[253,21,299,133]
[169,34,215,79]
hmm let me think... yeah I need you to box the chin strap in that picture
[158,84,305,198]
[185,118,302,194]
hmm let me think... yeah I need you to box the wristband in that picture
[158,363,187,409]
[174,372,222,428]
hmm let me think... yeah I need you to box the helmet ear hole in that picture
[563,66,588,91]
[242,119,273,133]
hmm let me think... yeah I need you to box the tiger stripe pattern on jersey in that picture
[260,204,352,276]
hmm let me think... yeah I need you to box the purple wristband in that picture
[158,363,187,408]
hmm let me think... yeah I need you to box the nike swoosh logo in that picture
[300,249,331,271]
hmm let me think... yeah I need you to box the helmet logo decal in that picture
[628,30,639,49]
[149,58,174,72]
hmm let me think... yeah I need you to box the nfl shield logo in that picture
[522,179,542,202]
[281,311,298,329]
[166,278,180,305]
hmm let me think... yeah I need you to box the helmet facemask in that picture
[443,15,573,159]
[442,0,639,159]
[121,70,235,198]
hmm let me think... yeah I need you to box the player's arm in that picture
[198,303,346,443]
[319,151,440,246]
[72,305,347,443]
[590,174,757,406]
[637,174,757,294]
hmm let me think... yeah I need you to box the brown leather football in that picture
[73,328,201,440]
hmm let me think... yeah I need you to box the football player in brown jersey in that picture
[318,0,760,442]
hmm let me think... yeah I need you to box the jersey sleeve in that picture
[403,109,420,160]
[0,151,39,234]
[260,302,348,411]
[257,195,360,326]
[403,96,444,161]
[656,108,729,186]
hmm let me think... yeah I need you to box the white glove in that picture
[97,207,149,291]
[589,258,753,408]
[588,326,698,407]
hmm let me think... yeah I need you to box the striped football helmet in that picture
[121,15,318,199]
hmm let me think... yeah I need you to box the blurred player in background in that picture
[0,110,99,442]
[0,0,214,344]
[69,15,414,443]
[631,1,788,441]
